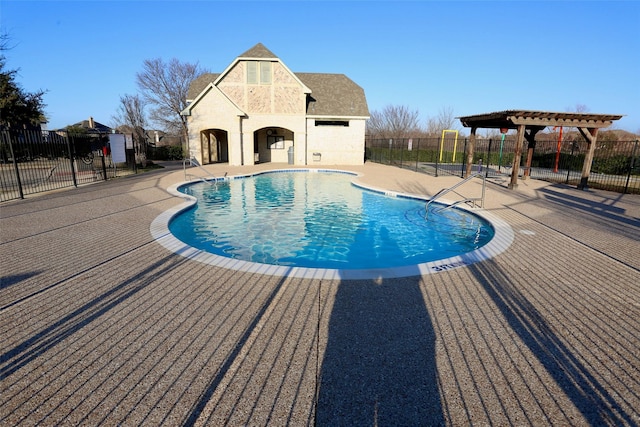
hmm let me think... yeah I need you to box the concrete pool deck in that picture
[1,161,639,426]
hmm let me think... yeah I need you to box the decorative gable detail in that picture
[184,43,369,167]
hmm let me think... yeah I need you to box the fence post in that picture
[486,139,493,178]
[624,140,638,194]
[566,142,576,185]
[101,153,108,181]
[461,138,467,178]
[434,140,439,177]
[6,132,25,199]
[66,133,78,188]
[498,134,505,172]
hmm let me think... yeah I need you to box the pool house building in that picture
[182,43,370,166]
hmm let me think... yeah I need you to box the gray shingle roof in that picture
[297,73,368,117]
[186,44,369,118]
[70,119,112,133]
[238,43,278,59]
[187,72,220,100]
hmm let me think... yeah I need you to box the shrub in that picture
[148,145,185,161]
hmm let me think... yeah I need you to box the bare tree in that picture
[112,94,148,162]
[136,58,207,143]
[556,103,593,142]
[425,106,457,137]
[367,105,421,139]
[366,109,387,137]
[1,31,12,51]
[567,103,589,113]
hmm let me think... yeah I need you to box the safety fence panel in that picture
[526,139,640,194]
[1,130,118,202]
[366,137,640,194]
[365,137,467,177]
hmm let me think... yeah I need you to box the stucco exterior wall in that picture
[186,86,244,165]
[239,114,306,166]
[217,63,245,110]
[186,55,368,167]
[305,119,366,165]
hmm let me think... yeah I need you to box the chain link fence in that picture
[365,137,640,194]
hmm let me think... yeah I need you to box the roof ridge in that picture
[238,43,278,59]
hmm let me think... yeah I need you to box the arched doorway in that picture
[200,129,228,164]
[253,127,293,164]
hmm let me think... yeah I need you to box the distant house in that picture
[147,130,182,148]
[67,117,112,135]
[113,126,181,148]
[182,43,370,166]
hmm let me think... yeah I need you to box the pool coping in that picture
[150,168,514,280]
[6,160,638,425]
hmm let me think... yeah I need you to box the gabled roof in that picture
[187,73,220,100]
[70,118,112,133]
[186,44,369,119]
[298,73,369,118]
[238,43,278,59]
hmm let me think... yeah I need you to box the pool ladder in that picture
[183,157,219,185]
[425,172,486,219]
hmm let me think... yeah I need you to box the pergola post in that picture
[465,126,477,177]
[509,124,526,189]
[577,127,599,190]
[523,126,543,180]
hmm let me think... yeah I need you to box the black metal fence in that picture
[365,137,640,194]
[1,129,137,202]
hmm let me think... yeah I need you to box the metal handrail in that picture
[425,173,486,219]
[183,157,217,185]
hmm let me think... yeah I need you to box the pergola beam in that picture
[458,110,623,190]
[507,116,615,128]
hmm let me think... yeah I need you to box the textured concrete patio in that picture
[1,161,639,426]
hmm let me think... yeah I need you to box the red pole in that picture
[553,126,563,173]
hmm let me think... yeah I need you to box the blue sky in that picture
[2,0,639,133]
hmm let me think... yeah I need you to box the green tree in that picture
[0,33,47,129]
[64,124,88,134]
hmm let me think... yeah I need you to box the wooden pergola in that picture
[458,110,623,190]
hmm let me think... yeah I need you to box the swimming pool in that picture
[151,169,514,280]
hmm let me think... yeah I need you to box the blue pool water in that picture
[168,171,495,270]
